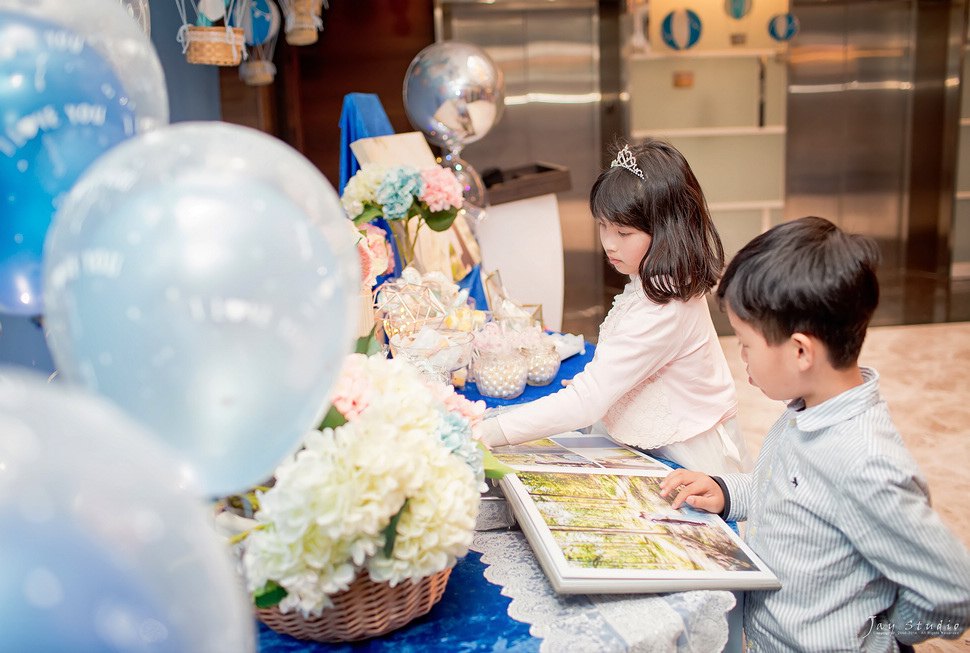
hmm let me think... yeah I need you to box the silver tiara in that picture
[610,144,645,180]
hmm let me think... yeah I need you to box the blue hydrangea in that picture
[436,409,486,489]
[375,166,424,221]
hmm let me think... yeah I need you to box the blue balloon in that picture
[0,519,187,651]
[241,0,280,46]
[0,11,137,316]
[0,367,255,652]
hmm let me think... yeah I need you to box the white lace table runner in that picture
[472,531,736,653]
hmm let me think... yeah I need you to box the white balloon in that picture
[198,0,226,21]
[0,367,255,652]
[43,122,361,497]
[118,0,151,36]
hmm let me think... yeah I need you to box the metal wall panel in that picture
[785,1,914,269]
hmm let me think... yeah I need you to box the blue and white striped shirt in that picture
[720,367,970,652]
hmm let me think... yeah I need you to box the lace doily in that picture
[472,531,736,653]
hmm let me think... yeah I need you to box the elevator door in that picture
[785,1,913,269]
[785,1,966,324]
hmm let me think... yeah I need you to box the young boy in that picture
[660,217,970,652]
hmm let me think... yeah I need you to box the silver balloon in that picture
[118,0,151,37]
[437,151,487,224]
[403,40,505,151]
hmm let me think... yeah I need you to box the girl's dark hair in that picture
[590,139,725,304]
[716,216,881,369]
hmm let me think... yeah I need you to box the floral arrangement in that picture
[237,352,488,617]
[347,220,394,290]
[341,163,464,266]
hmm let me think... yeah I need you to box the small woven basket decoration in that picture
[281,0,324,46]
[239,59,277,86]
[257,567,452,642]
[185,25,246,66]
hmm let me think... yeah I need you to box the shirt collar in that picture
[788,367,880,432]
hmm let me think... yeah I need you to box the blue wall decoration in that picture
[661,9,703,51]
[768,13,800,42]
[725,0,752,20]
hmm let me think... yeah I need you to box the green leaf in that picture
[381,499,410,558]
[409,198,427,221]
[253,580,287,609]
[353,203,384,225]
[355,329,380,355]
[318,404,347,431]
[424,208,458,232]
[479,442,515,479]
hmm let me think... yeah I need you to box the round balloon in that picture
[240,0,281,46]
[118,0,151,36]
[0,1,168,317]
[438,152,487,223]
[43,122,361,498]
[0,367,255,652]
[403,41,506,151]
[198,0,227,22]
[0,0,168,133]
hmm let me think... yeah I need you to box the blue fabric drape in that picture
[456,264,489,312]
[338,93,394,193]
[338,93,402,288]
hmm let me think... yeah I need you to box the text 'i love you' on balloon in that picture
[0,1,167,317]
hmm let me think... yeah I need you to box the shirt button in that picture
[789,418,796,426]
[766,470,772,480]
[749,526,757,536]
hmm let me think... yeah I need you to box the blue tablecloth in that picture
[459,342,594,407]
[257,550,537,653]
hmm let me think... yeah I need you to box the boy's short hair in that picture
[716,216,880,369]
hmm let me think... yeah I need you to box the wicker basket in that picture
[257,568,451,642]
[185,25,246,66]
[239,60,277,86]
[284,14,319,46]
[284,0,322,46]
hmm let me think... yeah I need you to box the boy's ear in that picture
[790,332,815,371]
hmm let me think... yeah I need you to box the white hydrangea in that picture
[340,164,387,218]
[240,354,481,616]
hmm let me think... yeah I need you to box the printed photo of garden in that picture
[515,470,758,573]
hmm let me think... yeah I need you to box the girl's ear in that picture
[790,332,814,372]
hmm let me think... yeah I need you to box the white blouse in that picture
[494,279,738,449]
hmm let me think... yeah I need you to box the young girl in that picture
[473,139,753,475]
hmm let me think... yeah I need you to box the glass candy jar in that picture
[522,343,561,386]
[472,348,529,399]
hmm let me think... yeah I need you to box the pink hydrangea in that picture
[426,382,486,426]
[419,166,463,213]
[329,356,373,421]
[357,223,394,289]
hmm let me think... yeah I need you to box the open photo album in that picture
[491,433,781,594]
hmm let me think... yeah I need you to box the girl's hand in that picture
[561,379,573,387]
[472,418,509,449]
[660,469,724,513]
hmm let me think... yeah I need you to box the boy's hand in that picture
[660,470,725,513]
